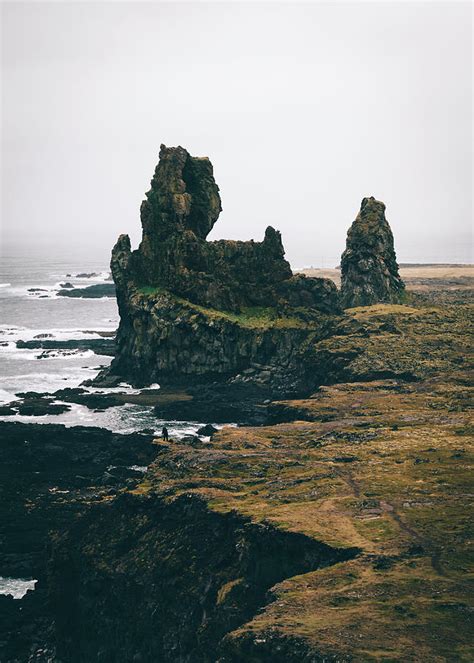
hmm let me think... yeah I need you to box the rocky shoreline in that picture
[1,287,472,661]
[1,145,472,661]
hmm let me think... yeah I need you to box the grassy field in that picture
[141,296,473,661]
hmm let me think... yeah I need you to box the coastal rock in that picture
[104,145,340,390]
[112,145,299,312]
[57,283,115,298]
[17,337,115,356]
[340,197,405,308]
[0,421,158,660]
[197,424,218,437]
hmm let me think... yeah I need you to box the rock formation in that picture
[112,144,336,313]
[340,197,405,308]
[105,145,340,388]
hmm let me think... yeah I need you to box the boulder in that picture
[196,424,218,437]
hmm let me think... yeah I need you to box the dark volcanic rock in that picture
[17,399,71,416]
[103,144,340,390]
[59,281,74,289]
[17,337,115,356]
[113,144,298,312]
[111,145,340,314]
[340,197,405,308]
[49,493,356,663]
[197,424,218,437]
[57,283,116,298]
[0,421,159,661]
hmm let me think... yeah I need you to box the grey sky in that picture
[2,1,472,266]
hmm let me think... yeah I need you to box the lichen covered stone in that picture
[340,197,405,308]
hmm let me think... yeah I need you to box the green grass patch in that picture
[179,301,313,329]
[137,285,167,297]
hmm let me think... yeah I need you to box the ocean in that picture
[0,254,204,436]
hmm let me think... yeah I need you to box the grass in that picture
[136,284,315,328]
[137,285,166,297]
[139,298,474,660]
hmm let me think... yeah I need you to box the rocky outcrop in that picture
[57,283,115,298]
[104,145,340,389]
[340,197,405,308]
[0,421,158,661]
[46,298,474,661]
[113,144,299,312]
[49,493,357,663]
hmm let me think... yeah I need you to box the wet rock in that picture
[0,405,16,416]
[57,283,115,298]
[17,338,115,356]
[197,424,218,437]
[59,282,74,289]
[0,421,159,660]
[52,388,124,410]
[16,400,71,416]
[340,197,405,308]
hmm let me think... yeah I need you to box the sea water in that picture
[0,254,205,437]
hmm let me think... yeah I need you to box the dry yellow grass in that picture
[299,264,474,290]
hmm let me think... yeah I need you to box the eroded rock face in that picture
[106,145,340,388]
[113,144,320,313]
[340,197,405,308]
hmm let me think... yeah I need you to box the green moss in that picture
[137,285,167,297]
[176,300,314,329]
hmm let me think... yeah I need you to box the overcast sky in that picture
[2,1,472,266]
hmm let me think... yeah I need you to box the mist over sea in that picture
[0,254,203,436]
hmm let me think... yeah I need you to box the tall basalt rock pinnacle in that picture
[340,197,405,308]
[105,145,340,387]
[111,144,339,314]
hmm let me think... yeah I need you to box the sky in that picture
[1,1,472,267]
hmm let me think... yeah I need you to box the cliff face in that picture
[48,299,474,662]
[340,197,405,308]
[106,145,340,388]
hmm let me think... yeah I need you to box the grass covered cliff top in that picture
[137,297,474,661]
[136,286,327,329]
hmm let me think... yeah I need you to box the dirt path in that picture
[335,468,446,576]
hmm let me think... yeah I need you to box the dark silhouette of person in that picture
[162,426,169,441]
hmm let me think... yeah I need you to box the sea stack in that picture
[340,197,405,308]
[104,145,340,387]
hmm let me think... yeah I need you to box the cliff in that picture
[47,297,474,662]
[340,197,405,308]
[104,145,340,389]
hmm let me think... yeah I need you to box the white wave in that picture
[0,343,39,361]
[34,349,96,361]
[0,283,11,288]
[0,363,109,403]
[0,577,37,599]
[0,387,16,403]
